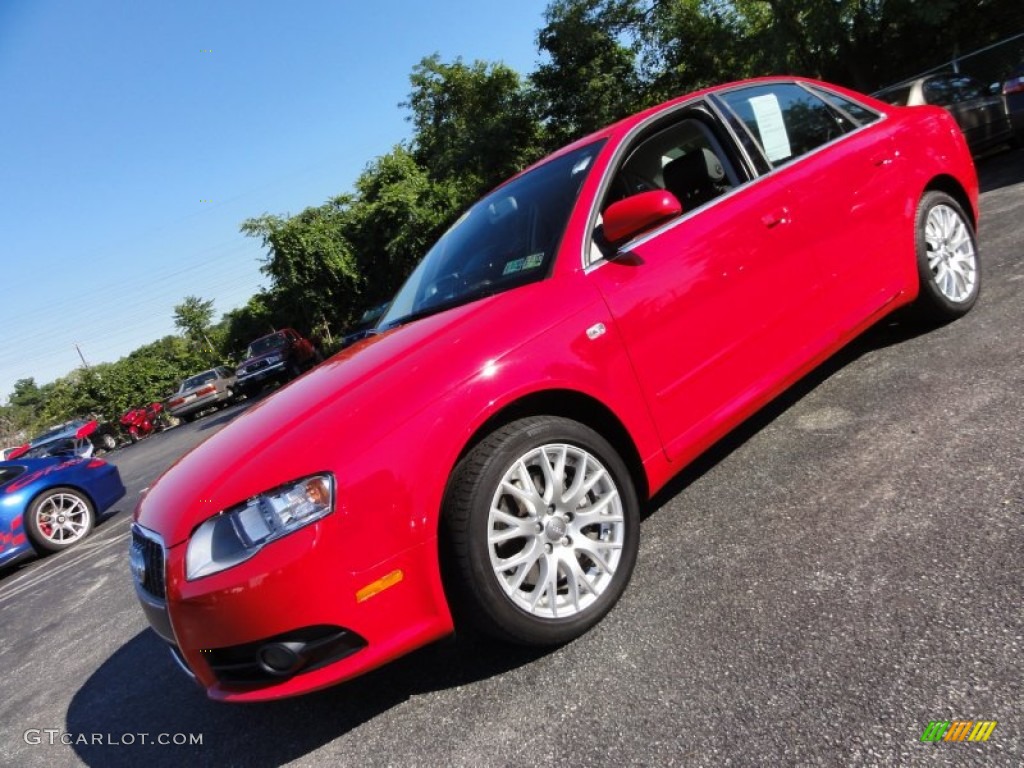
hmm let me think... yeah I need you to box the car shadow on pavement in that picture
[646,313,934,517]
[67,628,545,767]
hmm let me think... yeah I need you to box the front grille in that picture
[130,525,166,598]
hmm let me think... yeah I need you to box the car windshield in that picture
[378,141,604,330]
[246,334,288,357]
[182,371,218,390]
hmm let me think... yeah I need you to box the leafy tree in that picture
[344,147,463,306]
[173,295,221,363]
[533,0,647,147]
[404,54,544,201]
[241,204,363,333]
[173,296,215,339]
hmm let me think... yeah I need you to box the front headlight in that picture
[185,474,333,580]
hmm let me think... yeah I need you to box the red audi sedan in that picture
[130,78,979,702]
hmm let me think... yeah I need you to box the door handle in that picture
[871,151,895,167]
[761,206,790,228]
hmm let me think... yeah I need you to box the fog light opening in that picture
[257,642,306,676]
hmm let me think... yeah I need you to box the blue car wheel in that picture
[25,486,95,553]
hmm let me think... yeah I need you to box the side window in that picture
[952,76,984,101]
[923,77,956,107]
[591,112,741,262]
[811,87,881,128]
[605,116,740,212]
[720,83,854,166]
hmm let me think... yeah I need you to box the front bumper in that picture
[237,362,289,391]
[130,520,452,702]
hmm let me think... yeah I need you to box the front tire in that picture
[912,191,980,323]
[444,416,639,646]
[25,487,95,553]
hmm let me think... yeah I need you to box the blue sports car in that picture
[0,456,126,568]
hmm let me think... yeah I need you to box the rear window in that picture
[812,87,881,126]
[182,371,218,390]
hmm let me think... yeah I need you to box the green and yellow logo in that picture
[920,720,997,742]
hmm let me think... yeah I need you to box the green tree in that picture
[404,54,544,201]
[241,204,363,333]
[533,0,647,147]
[173,296,215,340]
[173,295,220,363]
[345,147,463,306]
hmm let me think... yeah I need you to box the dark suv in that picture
[235,329,320,398]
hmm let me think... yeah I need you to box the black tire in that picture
[443,416,640,646]
[25,487,95,554]
[129,431,139,443]
[180,413,195,424]
[911,191,980,324]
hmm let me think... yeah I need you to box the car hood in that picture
[136,283,589,546]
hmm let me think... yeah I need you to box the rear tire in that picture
[25,487,95,553]
[444,416,639,646]
[911,191,980,323]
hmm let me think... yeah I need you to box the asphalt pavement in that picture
[1,149,1022,767]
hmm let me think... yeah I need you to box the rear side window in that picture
[923,77,957,106]
[0,466,26,487]
[720,83,854,166]
[812,87,881,127]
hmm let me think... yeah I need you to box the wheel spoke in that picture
[495,539,543,574]
[537,449,559,504]
[573,536,622,574]
[573,490,620,524]
[528,555,553,612]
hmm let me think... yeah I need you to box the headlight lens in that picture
[185,474,333,580]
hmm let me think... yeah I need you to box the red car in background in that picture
[130,77,980,702]
[234,329,320,398]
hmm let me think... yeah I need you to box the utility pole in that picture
[74,343,90,369]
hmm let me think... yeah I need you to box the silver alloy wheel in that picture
[925,203,977,303]
[487,443,625,619]
[34,492,91,545]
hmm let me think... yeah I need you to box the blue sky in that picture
[0,0,551,403]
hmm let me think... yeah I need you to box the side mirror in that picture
[602,190,683,246]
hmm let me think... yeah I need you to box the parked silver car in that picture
[166,366,238,422]
[875,73,1013,154]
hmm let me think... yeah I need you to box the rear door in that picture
[717,82,908,332]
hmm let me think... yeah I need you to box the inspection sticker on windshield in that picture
[503,252,544,275]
